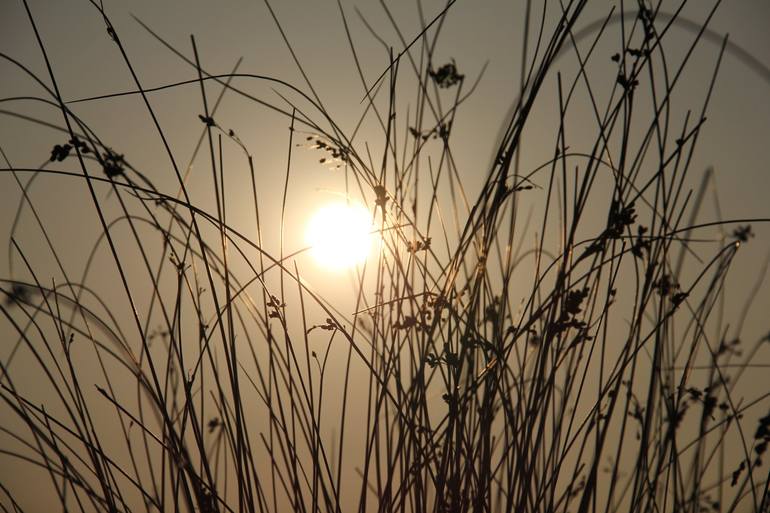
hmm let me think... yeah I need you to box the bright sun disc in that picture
[306,202,373,270]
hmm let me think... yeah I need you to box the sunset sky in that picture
[3,0,769,337]
[1,1,769,511]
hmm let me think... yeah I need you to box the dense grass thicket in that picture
[1,1,769,512]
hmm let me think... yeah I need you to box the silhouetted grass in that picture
[1,1,769,512]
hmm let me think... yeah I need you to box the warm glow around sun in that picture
[306,202,374,270]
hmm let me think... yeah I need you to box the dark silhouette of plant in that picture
[1,1,769,513]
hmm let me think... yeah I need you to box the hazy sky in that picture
[3,0,769,326]
[1,1,770,511]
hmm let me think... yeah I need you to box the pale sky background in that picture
[2,0,768,339]
[2,0,769,273]
[1,0,770,511]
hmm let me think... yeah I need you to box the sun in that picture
[306,202,374,270]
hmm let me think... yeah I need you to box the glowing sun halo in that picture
[306,202,374,270]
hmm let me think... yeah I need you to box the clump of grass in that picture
[1,1,769,512]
